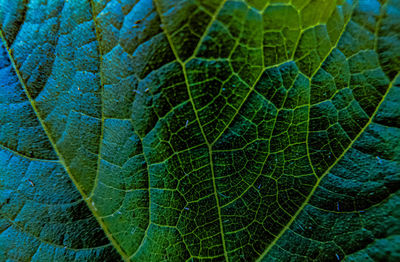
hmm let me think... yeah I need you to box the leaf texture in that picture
[0,0,399,261]
[0,39,121,261]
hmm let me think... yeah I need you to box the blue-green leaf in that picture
[0,0,399,261]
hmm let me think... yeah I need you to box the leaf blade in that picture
[1,0,399,261]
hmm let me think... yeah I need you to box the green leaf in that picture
[0,0,399,261]
[0,36,120,261]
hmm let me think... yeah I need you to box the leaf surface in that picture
[0,0,399,261]
[0,38,121,261]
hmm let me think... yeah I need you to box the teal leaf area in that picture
[0,0,399,261]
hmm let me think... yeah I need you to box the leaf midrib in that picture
[154,0,230,260]
[0,29,130,261]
